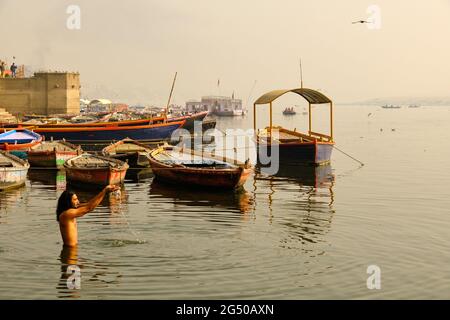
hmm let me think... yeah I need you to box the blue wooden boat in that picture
[254,88,334,167]
[0,151,30,190]
[31,120,185,144]
[0,129,42,150]
[0,129,43,159]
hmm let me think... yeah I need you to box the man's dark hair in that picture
[56,190,76,221]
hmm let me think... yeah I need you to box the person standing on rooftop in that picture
[10,62,17,78]
[0,61,5,78]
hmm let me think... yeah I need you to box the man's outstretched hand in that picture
[105,185,120,192]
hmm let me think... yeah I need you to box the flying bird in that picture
[352,20,373,24]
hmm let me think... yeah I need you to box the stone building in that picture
[185,95,243,116]
[0,72,80,116]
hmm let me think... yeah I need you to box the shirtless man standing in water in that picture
[57,185,119,247]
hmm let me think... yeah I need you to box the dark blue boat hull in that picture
[257,142,333,167]
[36,123,182,144]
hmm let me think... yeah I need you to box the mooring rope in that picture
[332,145,364,166]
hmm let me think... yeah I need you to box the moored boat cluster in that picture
[0,111,252,190]
[1,87,336,191]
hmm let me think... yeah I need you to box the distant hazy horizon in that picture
[1,0,449,106]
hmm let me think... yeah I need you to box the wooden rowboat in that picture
[0,151,30,191]
[282,107,296,115]
[168,111,209,132]
[0,116,166,128]
[30,120,185,144]
[0,129,42,151]
[148,145,252,189]
[102,138,152,168]
[64,154,129,186]
[27,140,82,168]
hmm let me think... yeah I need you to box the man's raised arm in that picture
[61,185,119,220]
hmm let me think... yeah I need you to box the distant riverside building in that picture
[0,72,80,116]
[87,99,112,112]
[185,95,243,116]
[80,98,90,110]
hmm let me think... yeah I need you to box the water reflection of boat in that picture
[271,164,334,188]
[27,169,67,189]
[125,168,153,182]
[149,180,253,214]
[381,104,401,109]
[253,165,335,246]
[0,185,26,219]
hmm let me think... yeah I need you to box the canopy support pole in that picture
[253,103,256,132]
[308,102,312,134]
[330,102,334,141]
[269,102,273,138]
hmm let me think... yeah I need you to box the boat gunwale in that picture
[64,154,129,171]
[0,140,42,150]
[28,140,81,154]
[102,138,153,156]
[0,150,30,168]
[256,126,334,146]
[149,155,245,175]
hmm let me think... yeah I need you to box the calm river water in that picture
[1,105,449,299]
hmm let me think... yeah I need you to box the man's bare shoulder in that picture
[59,208,83,221]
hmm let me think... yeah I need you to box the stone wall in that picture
[0,72,80,116]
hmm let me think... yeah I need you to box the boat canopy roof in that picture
[254,88,331,105]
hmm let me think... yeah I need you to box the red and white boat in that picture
[64,154,129,186]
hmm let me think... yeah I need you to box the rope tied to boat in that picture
[332,145,364,166]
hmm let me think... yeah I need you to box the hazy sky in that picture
[1,0,450,106]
